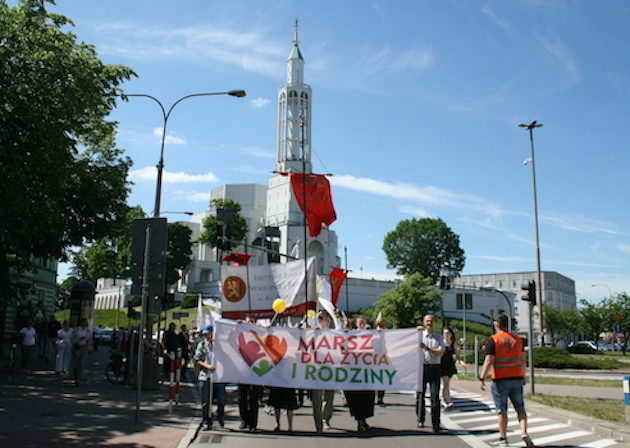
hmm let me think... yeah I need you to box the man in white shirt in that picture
[20,322,37,372]
[417,314,445,433]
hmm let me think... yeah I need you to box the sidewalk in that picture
[0,345,196,448]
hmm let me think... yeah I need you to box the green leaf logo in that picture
[252,359,273,376]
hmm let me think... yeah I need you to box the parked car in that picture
[568,340,598,353]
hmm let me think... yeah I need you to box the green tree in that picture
[56,276,78,311]
[382,218,465,282]
[603,293,629,355]
[558,308,581,345]
[0,0,135,344]
[71,209,192,287]
[373,273,442,328]
[543,304,567,346]
[577,299,606,348]
[199,199,248,254]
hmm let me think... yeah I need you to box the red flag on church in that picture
[222,252,253,266]
[329,267,349,306]
[289,173,337,237]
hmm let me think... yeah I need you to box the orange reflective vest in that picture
[491,331,525,379]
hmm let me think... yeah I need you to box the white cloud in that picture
[617,243,630,254]
[129,166,219,183]
[538,36,581,89]
[538,212,619,235]
[240,146,275,159]
[96,23,284,78]
[251,97,271,108]
[359,45,434,75]
[481,2,511,30]
[399,205,431,218]
[332,174,504,222]
[153,127,187,145]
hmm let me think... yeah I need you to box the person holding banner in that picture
[417,314,445,433]
[344,316,376,432]
[194,324,226,430]
[311,311,336,432]
[238,316,263,432]
[268,385,299,432]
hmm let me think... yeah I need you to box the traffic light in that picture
[521,280,537,306]
[131,218,168,303]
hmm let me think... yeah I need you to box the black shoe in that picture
[239,422,248,430]
[433,426,443,434]
[219,419,224,428]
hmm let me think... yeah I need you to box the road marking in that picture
[449,409,495,418]
[577,440,619,448]
[454,412,516,424]
[472,417,548,431]
[476,423,568,441]
[512,430,591,446]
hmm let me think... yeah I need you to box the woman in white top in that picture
[72,318,92,386]
[20,322,37,372]
[55,321,73,374]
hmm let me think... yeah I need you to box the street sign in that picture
[172,312,189,319]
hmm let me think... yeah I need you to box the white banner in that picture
[214,319,423,391]
[221,257,317,319]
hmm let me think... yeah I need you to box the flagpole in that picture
[300,114,309,316]
[244,238,252,313]
[344,246,349,313]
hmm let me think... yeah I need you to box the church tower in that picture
[266,21,339,274]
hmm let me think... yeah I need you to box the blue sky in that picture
[49,0,630,302]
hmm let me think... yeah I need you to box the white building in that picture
[94,278,131,310]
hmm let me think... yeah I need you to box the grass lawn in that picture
[526,394,625,423]
[456,372,622,388]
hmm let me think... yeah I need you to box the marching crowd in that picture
[191,311,535,447]
[13,311,534,446]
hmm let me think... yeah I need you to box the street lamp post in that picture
[519,120,544,346]
[591,283,612,297]
[480,285,512,331]
[124,89,246,423]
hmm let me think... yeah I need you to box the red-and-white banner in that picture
[220,257,317,320]
[214,319,423,391]
[289,173,337,237]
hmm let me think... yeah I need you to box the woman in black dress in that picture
[440,327,457,408]
[268,386,299,432]
[344,316,376,432]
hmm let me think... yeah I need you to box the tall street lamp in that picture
[519,120,544,346]
[591,283,612,297]
[126,90,246,218]
[124,89,246,422]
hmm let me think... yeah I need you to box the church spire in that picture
[277,19,311,172]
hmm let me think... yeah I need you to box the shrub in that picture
[532,347,617,370]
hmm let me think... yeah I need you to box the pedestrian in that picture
[19,321,37,372]
[416,314,445,433]
[344,315,376,432]
[36,317,49,361]
[238,315,263,432]
[376,316,387,406]
[48,316,62,366]
[55,320,73,375]
[162,322,181,379]
[441,327,457,408]
[268,386,299,432]
[177,324,190,380]
[311,311,336,431]
[71,318,92,386]
[194,324,226,430]
[479,314,534,447]
[92,325,103,351]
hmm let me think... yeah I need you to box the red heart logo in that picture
[237,332,265,366]
[261,334,287,365]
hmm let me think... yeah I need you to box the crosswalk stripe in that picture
[577,439,618,448]
[453,412,516,424]
[477,423,569,441]
[472,417,547,431]
[515,430,592,446]
[449,409,495,418]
